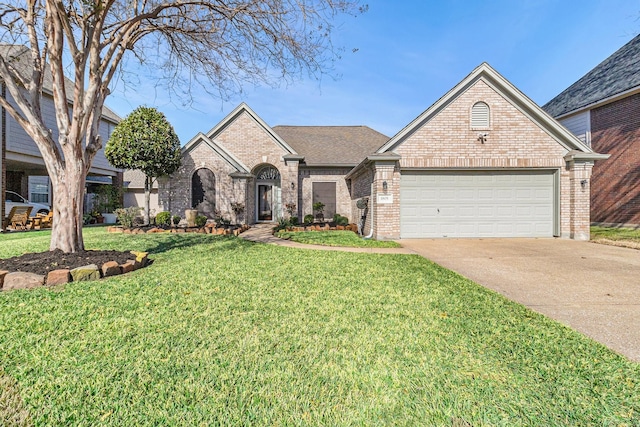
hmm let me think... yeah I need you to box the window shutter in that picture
[471,102,490,128]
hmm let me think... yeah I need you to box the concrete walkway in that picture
[241,226,640,362]
[240,224,415,254]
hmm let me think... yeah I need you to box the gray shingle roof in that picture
[0,44,120,123]
[272,125,389,166]
[543,34,640,117]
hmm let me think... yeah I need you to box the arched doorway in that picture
[192,168,216,218]
[255,165,281,222]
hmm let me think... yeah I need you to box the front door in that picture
[258,184,273,221]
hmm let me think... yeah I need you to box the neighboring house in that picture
[543,34,640,225]
[153,63,606,240]
[123,169,160,215]
[0,44,121,220]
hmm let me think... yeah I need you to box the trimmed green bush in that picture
[155,211,171,226]
[303,214,314,224]
[172,215,181,226]
[195,215,208,227]
[333,213,349,226]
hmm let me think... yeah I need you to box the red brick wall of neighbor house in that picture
[590,93,640,224]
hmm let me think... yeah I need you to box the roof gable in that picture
[378,62,594,155]
[205,103,297,155]
[182,132,250,174]
[543,34,640,118]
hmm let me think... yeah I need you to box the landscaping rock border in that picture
[108,224,250,236]
[278,223,359,233]
[0,251,150,291]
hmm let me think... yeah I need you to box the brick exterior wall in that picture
[364,79,592,240]
[161,110,298,224]
[590,93,640,224]
[159,141,241,221]
[299,167,353,221]
[348,166,374,234]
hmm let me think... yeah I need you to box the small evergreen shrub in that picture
[290,216,299,226]
[155,211,171,226]
[172,215,181,226]
[333,214,349,226]
[195,215,208,227]
[303,214,315,224]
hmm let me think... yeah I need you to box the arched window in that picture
[471,102,490,129]
[256,166,280,180]
[192,168,216,217]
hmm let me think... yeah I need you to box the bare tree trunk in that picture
[144,175,152,226]
[49,169,86,253]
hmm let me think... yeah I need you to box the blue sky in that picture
[106,0,640,143]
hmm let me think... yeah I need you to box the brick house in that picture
[156,104,388,225]
[543,34,640,226]
[156,63,606,240]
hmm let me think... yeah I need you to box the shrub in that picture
[155,211,171,226]
[195,215,208,227]
[172,215,181,226]
[290,216,299,226]
[115,207,141,229]
[313,202,325,221]
[273,217,290,233]
[303,214,314,224]
[333,214,349,226]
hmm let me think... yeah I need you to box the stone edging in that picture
[277,223,359,233]
[0,251,150,291]
[108,224,250,236]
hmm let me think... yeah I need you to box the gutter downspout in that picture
[363,183,374,239]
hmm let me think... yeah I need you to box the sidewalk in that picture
[240,224,415,254]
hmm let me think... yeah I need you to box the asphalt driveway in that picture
[397,238,640,362]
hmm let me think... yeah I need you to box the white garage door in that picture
[400,171,555,238]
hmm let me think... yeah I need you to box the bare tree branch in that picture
[0,0,364,252]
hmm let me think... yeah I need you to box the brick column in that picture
[368,154,401,240]
[283,154,303,219]
[567,160,594,241]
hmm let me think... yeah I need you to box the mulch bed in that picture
[0,250,135,276]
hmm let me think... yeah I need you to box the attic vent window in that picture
[471,102,490,129]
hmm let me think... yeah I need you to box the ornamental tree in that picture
[0,0,364,252]
[105,107,181,225]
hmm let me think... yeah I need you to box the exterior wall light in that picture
[382,181,388,192]
[291,182,295,190]
[580,179,588,188]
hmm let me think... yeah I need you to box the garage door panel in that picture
[400,171,554,238]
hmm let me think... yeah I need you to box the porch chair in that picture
[2,206,34,231]
[31,211,53,229]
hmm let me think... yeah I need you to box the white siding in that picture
[5,90,118,175]
[559,111,591,146]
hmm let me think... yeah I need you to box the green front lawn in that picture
[591,225,640,243]
[1,229,638,425]
[277,230,401,248]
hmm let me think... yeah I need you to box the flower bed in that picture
[108,224,250,236]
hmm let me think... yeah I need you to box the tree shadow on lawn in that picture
[139,234,252,255]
